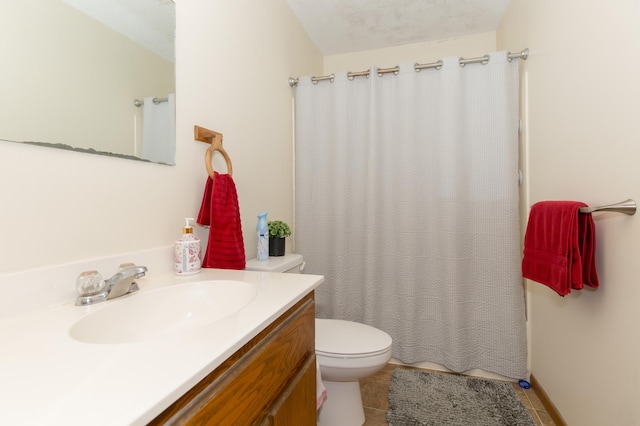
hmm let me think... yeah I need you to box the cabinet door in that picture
[265,353,317,426]
[150,293,315,426]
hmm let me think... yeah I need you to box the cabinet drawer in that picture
[151,292,315,425]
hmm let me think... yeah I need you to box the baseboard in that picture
[530,374,567,426]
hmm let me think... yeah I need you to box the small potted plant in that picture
[268,220,291,256]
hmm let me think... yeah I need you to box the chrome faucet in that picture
[104,265,148,299]
[75,265,148,306]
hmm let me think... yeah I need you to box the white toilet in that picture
[246,254,392,426]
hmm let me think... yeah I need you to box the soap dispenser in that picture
[256,211,269,261]
[175,218,201,275]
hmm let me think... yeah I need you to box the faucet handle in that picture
[76,271,106,296]
[119,263,147,279]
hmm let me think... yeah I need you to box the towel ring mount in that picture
[194,125,233,180]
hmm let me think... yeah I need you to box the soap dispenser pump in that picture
[175,218,201,275]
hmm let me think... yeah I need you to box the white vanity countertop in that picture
[0,268,324,425]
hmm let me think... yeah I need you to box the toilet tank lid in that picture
[245,253,304,273]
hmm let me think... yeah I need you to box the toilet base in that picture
[317,380,365,426]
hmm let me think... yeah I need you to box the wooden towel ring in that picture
[194,125,233,180]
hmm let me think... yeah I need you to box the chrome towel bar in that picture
[579,199,636,215]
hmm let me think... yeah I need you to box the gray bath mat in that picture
[387,369,536,426]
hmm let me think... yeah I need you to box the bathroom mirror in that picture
[0,0,176,165]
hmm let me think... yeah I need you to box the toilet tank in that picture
[245,253,305,274]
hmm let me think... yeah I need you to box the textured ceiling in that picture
[61,1,509,61]
[286,0,510,55]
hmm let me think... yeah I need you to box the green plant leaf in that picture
[267,220,291,238]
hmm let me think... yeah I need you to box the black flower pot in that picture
[269,237,285,256]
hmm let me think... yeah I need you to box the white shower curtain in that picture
[141,93,176,165]
[294,52,528,380]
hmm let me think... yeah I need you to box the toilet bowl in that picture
[245,254,393,426]
[315,318,392,426]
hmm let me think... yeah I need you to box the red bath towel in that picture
[522,201,599,296]
[197,172,246,269]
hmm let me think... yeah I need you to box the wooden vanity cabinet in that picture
[150,292,316,425]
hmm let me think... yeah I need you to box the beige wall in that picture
[499,1,640,425]
[177,0,322,261]
[324,32,496,74]
[0,0,321,273]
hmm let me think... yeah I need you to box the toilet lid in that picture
[315,319,392,357]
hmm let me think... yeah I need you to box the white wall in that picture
[0,0,321,274]
[499,1,640,425]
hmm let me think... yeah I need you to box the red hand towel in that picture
[522,201,598,296]
[196,172,246,269]
[578,212,599,289]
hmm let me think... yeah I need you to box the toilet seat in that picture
[315,318,392,358]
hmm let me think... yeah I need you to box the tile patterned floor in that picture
[360,364,556,426]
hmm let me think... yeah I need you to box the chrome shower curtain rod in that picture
[288,48,529,87]
[133,97,168,107]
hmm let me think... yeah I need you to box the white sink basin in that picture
[69,280,258,344]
